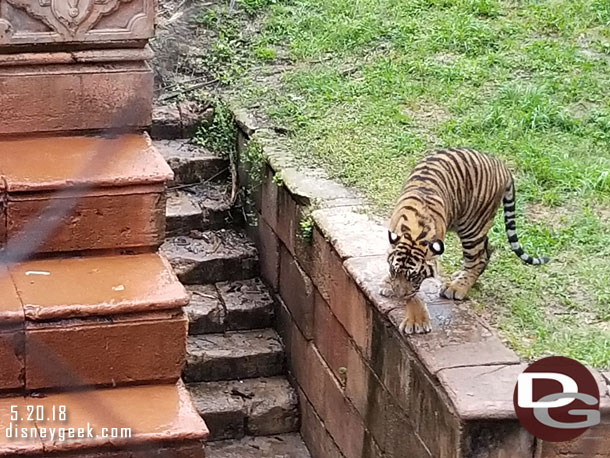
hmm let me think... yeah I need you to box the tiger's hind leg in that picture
[441,233,493,300]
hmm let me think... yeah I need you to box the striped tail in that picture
[503,181,550,266]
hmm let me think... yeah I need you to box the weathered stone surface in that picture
[0,0,155,47]
[0,62,152,135]
[24,382,208,454]
[0,266,23,324]
[313,291,350,383]
[184,329,284,382]
[217,278,274,331]
[0,328,24,391]
[280,246,315,340]
[299,390,345,458]
[312,207,388,259]
[185,284,226,335]
[154,139,228,185]
[166,189,203,236]
[205,434,311,458]
[273,166,361,207]
[537,418,610,457]
[287,313,366,458]
[305,241,373,356]
[343,255,401,315]
[189,380,248,441]
[387,297,521,375]
[167,183,236,236]
[1,134,171,252]
[254,217,280,291]
[10,253,188,320]
[196,182,236,230]
[343,255,520,374]
[151,102,213,140]
[438,364,526,420]
[0,384,207,456]
[26,311,187,390]
[161,230,258,284]
[188,377,298,440]
[462,420,535,458]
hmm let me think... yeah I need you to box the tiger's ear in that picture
[388,231,400,245]
[430,239,444,255]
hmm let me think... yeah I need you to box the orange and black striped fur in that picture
[381,148,549,334]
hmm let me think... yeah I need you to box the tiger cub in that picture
[381,147,549,334]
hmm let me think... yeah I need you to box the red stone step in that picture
[0,381,208,457]
[0,252,189,392]
[0,133,172,254]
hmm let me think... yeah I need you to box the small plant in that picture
[254,45,277,61]
[272,172,285,187]
[242,139,266,187]
[298,211,314,244]
[193,100,237,157]
[338,366,347,387]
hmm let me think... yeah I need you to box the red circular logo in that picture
[513,356,600,442]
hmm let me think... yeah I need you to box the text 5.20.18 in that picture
[10,405,67,422]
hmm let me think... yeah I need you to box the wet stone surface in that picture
[154,139,228,185]
[184,329,284,383]
[151,101,214,140]
[166,183,237,235]
[188,377,299,441]
[161,230,258,284]
[185,284,226,335]
[217,279,275,331]
[205,433,311,458]
[312,207,388,259]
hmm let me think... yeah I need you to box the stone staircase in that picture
[156,137,312,457]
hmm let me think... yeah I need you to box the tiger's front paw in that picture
[440,280,470,301]
[399,294,431,335]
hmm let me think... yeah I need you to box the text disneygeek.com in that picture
[3,405,132,442]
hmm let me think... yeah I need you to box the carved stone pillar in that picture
[0,0,156,135]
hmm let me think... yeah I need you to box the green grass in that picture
[201,0,610,368]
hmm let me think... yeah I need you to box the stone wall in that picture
[234,113,610,458]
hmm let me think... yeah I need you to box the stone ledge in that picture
[0,134,171,192]
[8,253,188,321]
[0,253,189,391]
[0,381,207,456]
[232,105,610,458]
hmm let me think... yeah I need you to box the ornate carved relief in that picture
[0,0,154,47]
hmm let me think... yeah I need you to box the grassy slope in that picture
[207,0,610,367]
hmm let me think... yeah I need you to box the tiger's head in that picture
[386,229,444,298]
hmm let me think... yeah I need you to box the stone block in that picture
[184,330,284,383]
[256,217,280,291]
[0,134,172,253]
[24,381,208,455]
[184,285,226,335]
[408,361,461,458]
[0,328,24,391]
[279,245,315,340]
[313,290,349,383]
[25,310,187,390]
[217,278,274,331]
[311,207,388,259]
[299,389,345,458]
[261,166,279,229]
[0,62,152,135]
[10,253,188,320]
[317,246,373,356]
[462,420,534,458]
[0,0,155,47]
